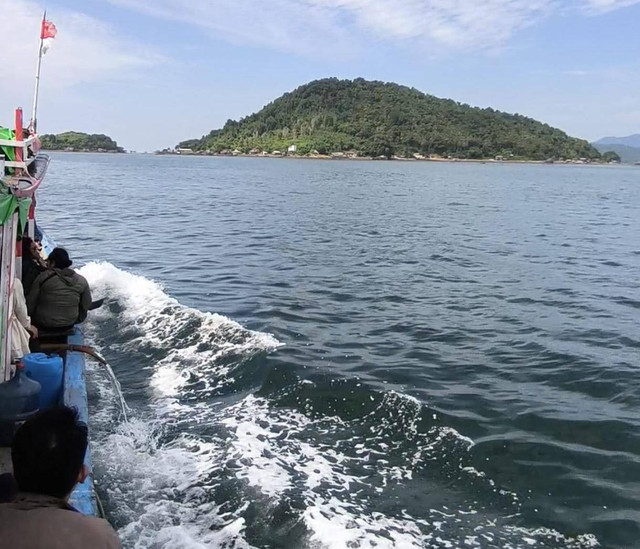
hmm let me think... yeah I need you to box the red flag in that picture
[41,20,57,40]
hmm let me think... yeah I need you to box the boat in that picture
[0,14,99,515]
[0,116,98,513]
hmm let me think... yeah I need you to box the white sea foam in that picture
[80,261,281,410]
[80,262,599,549]
[80,261,280,352]
[216,394,430,548]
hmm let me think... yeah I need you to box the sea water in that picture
[37,153,639,548]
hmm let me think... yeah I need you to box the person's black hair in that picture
[21,236,36,261]
[12,406,88,499]
[48,247,72,269]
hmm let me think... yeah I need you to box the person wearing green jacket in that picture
[27,248,92,330]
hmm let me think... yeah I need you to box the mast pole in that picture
[30,11,45,133]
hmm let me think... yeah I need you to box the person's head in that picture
[22,236,41,261]
[47,247,72,269]
[12,406,89,500]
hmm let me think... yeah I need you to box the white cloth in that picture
[10,278,32,361]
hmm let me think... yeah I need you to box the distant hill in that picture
[40,131,124,153]
[593,134,640,148]
[179,78,601,161]
[593,142,640,163]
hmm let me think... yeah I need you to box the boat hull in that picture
[65,328,98,515]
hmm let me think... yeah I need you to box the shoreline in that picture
[155,151,624,167]
[42,149,125,154]
[46,150,631,167]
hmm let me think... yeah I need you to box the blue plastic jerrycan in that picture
[23,353,63,410]
[0,365,41,421]
[0,365,42,445]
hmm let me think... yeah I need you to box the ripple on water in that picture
[37,156,640,548]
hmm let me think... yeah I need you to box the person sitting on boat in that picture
[21,236,47,295]
[27,247,92,330]
[10,278,37,364]
[0,407,121,548]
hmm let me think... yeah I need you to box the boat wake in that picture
[78,262,599,549]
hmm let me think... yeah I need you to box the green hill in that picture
[40,131,124,153]
[593,143,640,164]
[179,78,601,161]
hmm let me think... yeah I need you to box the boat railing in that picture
[1,108,49,203]
[0,136,37,173]
[1,108,37,176]
[0,108,37,380]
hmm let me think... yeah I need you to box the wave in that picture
[80,261,281,403]
[79,262,599,548]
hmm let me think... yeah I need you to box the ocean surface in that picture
[37,153,639,549]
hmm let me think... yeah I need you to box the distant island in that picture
[593,145,634,163]
[592,134,640,164]
[40,131,124,153]
[593,134,640,148]
[176,78,604,162]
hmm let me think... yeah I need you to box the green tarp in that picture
[0,127,16,162]
[0,190,31,232]
[0,129,31,232]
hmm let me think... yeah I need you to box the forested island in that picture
[40,131,124,153]
[593,143,638,164]
[178,78,602,161]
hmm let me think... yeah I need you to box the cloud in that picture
[0,0,160,89]
[580,0,640,13]
[108,0,554,53]
[311,0,555,50]
[107,0,356,57]
[108,0,640,56]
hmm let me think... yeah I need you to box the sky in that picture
[1,0,639,151]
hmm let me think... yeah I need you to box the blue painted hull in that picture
[65,328,98,516]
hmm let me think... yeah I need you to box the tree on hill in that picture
[40,131,124,152]
[592,142,640,163]
[602,151,621,163]
[178,78,601,161]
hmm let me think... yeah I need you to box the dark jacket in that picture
[21,257,45,295]
[0,492,121,549]
[27,268,92,329]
